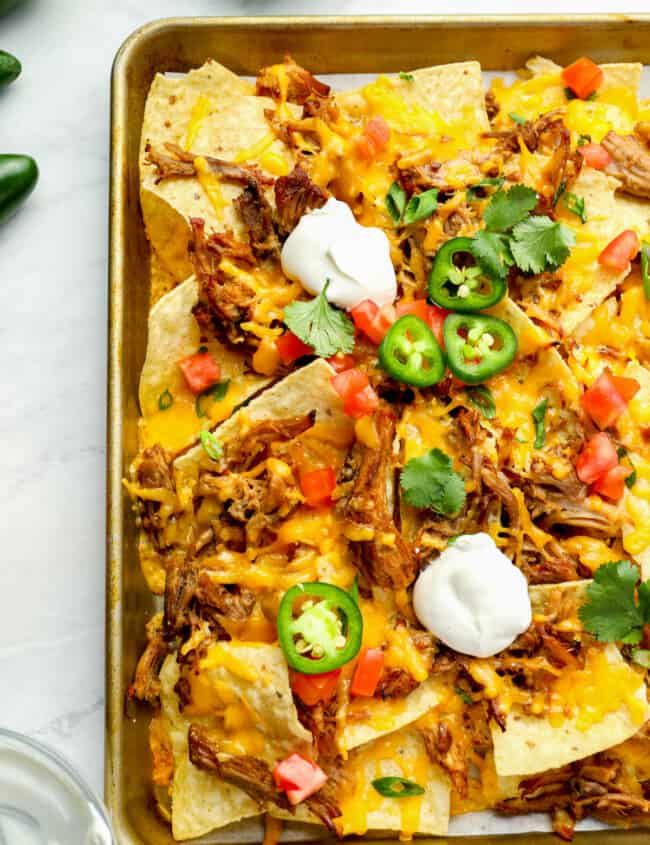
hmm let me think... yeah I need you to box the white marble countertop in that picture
[1,0,648,806]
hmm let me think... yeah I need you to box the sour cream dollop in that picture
[413,533,532,658]
[280,198,397,309]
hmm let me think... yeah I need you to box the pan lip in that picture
[106,12,650,841]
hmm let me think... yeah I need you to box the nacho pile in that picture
[127,54,650,841]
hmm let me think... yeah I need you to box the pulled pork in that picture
[274,166,327,236]
[146,142,274,187]
[128,613,168,703]
[602,129,650,199]
[374,668,419,699]
[136,444,177,552]
[189,217,257,346]
[234,181,280,259]
[498,752,650,840]
[256,56,330,104]
[196,575,256,621]
[342,409,416,590]
[295,696,339,763]
[188,724,342,832]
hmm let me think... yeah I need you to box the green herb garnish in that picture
[403,188,438,225]
[464,385,496,419]
[372,777,425,798]
[200,429,223,461]
[579,561,650,644]
[400,448,466,517]
[532,398,548,449]
[283,281,355,358]
[386,181,407,224]
[195,380,230,418]
[563,192,587,223]
[158,389,173,411]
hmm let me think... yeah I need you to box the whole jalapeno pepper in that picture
[428,236,506,312]
[443,313,517,385]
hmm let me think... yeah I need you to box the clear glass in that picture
[0,727,114,844]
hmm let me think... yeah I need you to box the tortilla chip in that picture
[160,642,312,840]
[338,62,488,131]
[488,297,553,358]
[173,358,351,500]
[140,61,297,280]
[492,637,650,777]
[337,729,450,836]
[556,169,650,334]
[340,677,444,752]
[526,56,642,93]
[137,276,270,454]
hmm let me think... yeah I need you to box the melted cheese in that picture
[234,132,276,164]
[184,94,211,150]
[549,648,647,730]
[194,156,227,218]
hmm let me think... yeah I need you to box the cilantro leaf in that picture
[195,380,230,418]
[579,560,645,643]
[464,385,496,420]
[532,398,548,449]
[483,184,538,233]
[400,448,466,516]
[386,181,407,223]
[471,230,513,281]
[563,191,587,223]
[284,282,355,358]
[403,188,438,225]
[510,216,576,274]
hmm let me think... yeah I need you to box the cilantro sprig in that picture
[579,561,650,645]
[469,184,576,279]
[283,281,355,358]
[400,448,466,517]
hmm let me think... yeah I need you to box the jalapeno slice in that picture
[443,313,517,385]
[378,315,446,387]
[428,236,507,312]
[277,582,363,674]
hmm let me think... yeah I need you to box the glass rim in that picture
[0,725,114,841]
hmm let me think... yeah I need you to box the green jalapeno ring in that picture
[378,315,446,388]
[277,582,363,674]
[428,236,507,312]
[443,313,517,385]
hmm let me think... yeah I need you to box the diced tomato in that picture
[273,754,327,805]
[591,464,633,501]
[611,374,641,403]
[350,648,385,697]
[395,299,448,346]
[576,432,618,485]
[331,368,380,418]
[598,230,640,272]
[178,351,221,395]
[356,116,391,160]
[561,57,604,100]
[581,369,640,429]
[300,467,336,507]
[327,353,356,373]
[350,300,396,344]
[276,331,313,365]
[290,669,341,706]
[579,142,611,170]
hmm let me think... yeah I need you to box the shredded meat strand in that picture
[256,56,330,104]
[128,614,168,702]
[602,130,650,198]
[274,166,328,236]
[147,142,274,187]
[234,182,280,259]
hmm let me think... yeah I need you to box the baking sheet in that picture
[108,16,650,845]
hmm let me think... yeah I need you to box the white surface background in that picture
[0,0,648,808]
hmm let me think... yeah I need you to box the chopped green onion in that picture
[617,446,637,489]
[455,687,474,705]
[399,71,414,82]
[508,112,527,125]
[577,133,592,147]
[632,648,650,668]
[464,385,496,420]
[200,429,223,461]
[563,191,587,223]
[403,188,438,225]
[532,398,548,449]
[552,179,567,207]
[158,389,173,411]
[371,777,425,798]
[466,176,505,201]
[386,181,407,224]
[195,380,230,418]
